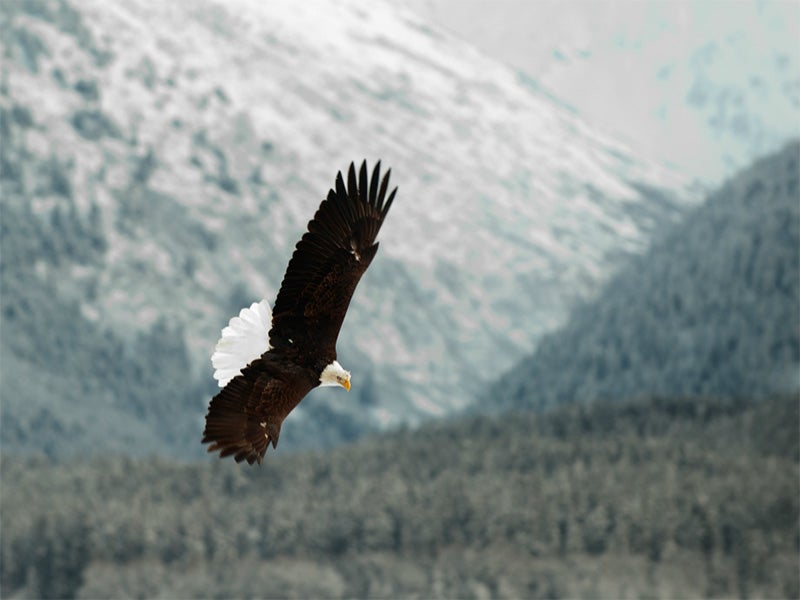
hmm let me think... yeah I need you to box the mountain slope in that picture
[491,142,800,413]
[1,0,696,457]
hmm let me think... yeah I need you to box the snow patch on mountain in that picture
[1,0,699,449]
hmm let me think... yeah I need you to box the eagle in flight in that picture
[203,161,397,464]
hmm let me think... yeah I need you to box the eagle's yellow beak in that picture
[342,378,351,392]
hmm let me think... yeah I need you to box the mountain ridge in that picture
[488,140,800,414]
[1,0,697,457]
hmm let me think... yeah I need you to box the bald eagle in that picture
[202,161,397,464]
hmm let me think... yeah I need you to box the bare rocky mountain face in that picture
[0,0,697,458]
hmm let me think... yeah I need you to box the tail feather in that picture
[211,300,271,387]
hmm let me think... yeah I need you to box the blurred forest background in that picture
[1,0,798,598]
[3,397,798,598]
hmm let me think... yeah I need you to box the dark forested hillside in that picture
[2,395,797,599]
[492,141,800,413]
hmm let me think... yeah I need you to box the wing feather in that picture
[369,161,381,205]
[359,162,369,209]
[269,161,397,355]
[382,186,397,220]
[377,168,391,212]
[203,358,310,464]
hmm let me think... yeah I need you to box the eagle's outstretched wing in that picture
[202,357,312,464]
[269,161,396,357]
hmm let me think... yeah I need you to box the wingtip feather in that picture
[359,161,369,204]
[347,163,359,201]
[382,186,397,219]
[377,168,391,212]
[369,161,381,205]
[335,172,347,198]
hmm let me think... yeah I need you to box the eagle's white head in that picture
[319,360,351,391]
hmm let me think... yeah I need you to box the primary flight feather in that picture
[203,161,397,464]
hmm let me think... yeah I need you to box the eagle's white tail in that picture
[211,300,272,387]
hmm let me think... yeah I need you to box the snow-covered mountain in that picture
[0,0,697,456]
[407,0,800,184]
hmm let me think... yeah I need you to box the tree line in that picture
[2,395,797,598]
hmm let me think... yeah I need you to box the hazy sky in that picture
[406,0,800,182]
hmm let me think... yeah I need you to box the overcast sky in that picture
[405,0,800,183]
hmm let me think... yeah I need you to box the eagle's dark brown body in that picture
[203,161,396,464]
